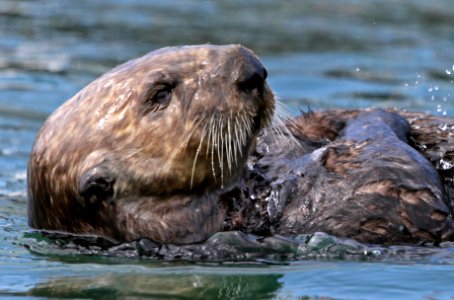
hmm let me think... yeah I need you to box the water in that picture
[1,0,454,298]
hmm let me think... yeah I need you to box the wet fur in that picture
[28,44,454,246]
[228,109,454,245]
[28,45,274,244]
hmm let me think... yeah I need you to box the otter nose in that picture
[221,45,268,97]
[237,67,267,96]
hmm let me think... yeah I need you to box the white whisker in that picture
[226,115,233,173]
[190,122,208,189]
[268,100,302,149]
[168,116,203,162]
[233,114,240,165]
[210,116,217,181]
[206,114,214,158]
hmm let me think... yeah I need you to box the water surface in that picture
[1,1,454,299]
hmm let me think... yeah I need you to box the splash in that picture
[21,230,454,264]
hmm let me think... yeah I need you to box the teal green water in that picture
[1,1,454,299]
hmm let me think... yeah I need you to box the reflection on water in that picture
[25,272,283,299]
[1,0,454,298]
[5,262,454,299]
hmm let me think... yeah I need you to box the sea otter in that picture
[28,44,275,244]
[27,44,454,246]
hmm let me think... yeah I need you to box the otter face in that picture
[28,45,275,243]
[80,45,274,197]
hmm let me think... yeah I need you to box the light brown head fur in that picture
[28,45,274,244]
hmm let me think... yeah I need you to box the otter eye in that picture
[153,88,172,105]
[144,83,175,112]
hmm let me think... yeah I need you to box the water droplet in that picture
[428,87,433,92]
[446,69,452,75]
[442,111,447,116]
[372,249,382,256]
[434,86,439,91]
[404,83,409,87]
[431,95,435,101]
[355,67,360,72]
[440,158,454,170]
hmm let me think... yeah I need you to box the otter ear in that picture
[79,166,115,206]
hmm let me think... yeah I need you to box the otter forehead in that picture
[107,44,266,84]
[81,44,270,125]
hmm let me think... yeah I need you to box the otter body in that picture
[28,45,454,246]
[232,109,453,244]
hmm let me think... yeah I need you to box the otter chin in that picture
[27,44,275,244]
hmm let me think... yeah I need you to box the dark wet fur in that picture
[224,109,454,245]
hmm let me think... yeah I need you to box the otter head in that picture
[27,44,274,244]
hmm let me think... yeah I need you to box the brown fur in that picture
[234,109,454,245]
[28,45,275,244]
